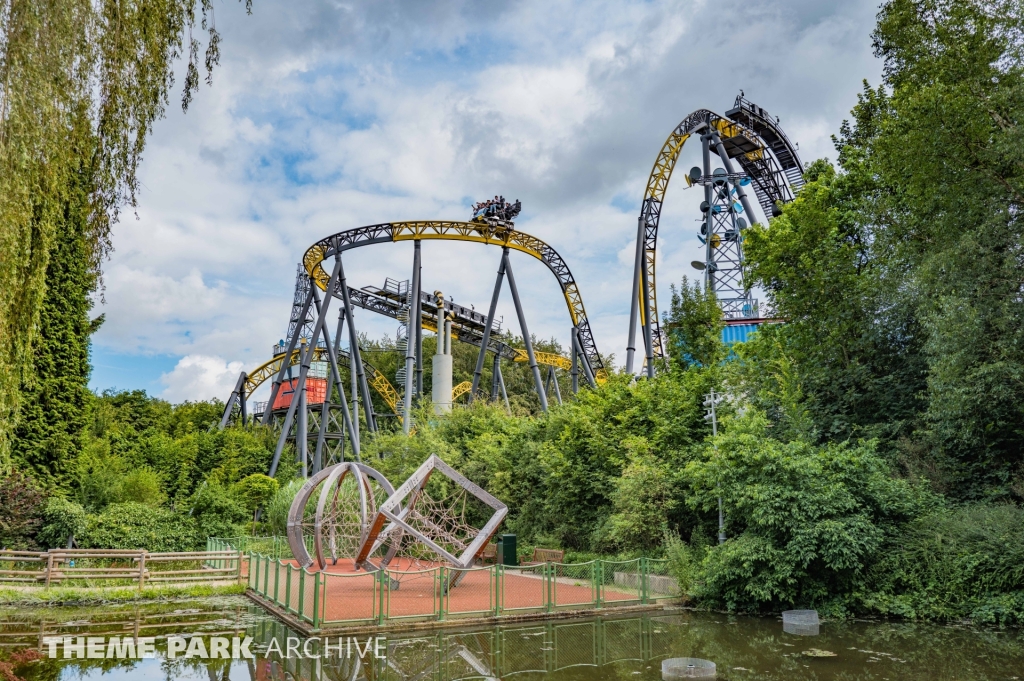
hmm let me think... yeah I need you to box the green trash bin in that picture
[496,534,518,566]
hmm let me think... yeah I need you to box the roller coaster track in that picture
[452,381,472,400]
[244,346,403,417]
[349,283,577,372]
[637,97,803,358]
[302,221,604,378]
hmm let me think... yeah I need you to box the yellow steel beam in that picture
[512,349,572,371]
[302,221,600,374]
[452,381,472,401]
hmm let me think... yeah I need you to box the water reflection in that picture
[2,597,1023,681]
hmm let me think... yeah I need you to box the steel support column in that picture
[414,254,423,398]
[269,257,343,478]
[547,366,562,406]
[641,248,655,379]
[403,240,422,433]
[336,255,377,432]
[570,327,579,394]
[711,131,760,225]
[298,382,308,477]
[625,216,646,375]
[314,397,329,474]
[496,361,510,412]
[491,355,501,401]
[239,375,248,426]
[572,327,597,389]
[503,251,548,412]
[702,133,715,292]
[470,249,507,402]
[220,372,245,429]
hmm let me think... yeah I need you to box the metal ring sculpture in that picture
[301,221,605,380]
[628,96,804,368]
[286,462,396,570]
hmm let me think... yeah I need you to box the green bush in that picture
[231,473,279,513]
[118,467,164,506]
[81,502,200,551]
[863,504,1024,625]
[266,479,303,536]
[37,497,87,549]
[685,409,925,613]
[664,531,698,595]
[189,483,248,540]
[600,437,678,552]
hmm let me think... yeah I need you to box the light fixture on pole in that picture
[703,389,726,545]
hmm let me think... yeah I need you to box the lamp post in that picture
[703,389,726,544]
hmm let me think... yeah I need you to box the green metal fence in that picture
[212,538,681,630]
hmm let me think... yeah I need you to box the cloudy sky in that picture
[89,0,883,403]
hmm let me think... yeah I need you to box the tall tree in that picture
[744,0,1024,499]
[869,0,1024,497]
[0,0,251,470]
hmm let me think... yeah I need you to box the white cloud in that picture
[159,355,245,403]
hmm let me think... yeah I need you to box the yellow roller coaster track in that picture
[637,113,768,358]
[301,221,606,383]
[452,381,473,401]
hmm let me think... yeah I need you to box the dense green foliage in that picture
[685,410,926,613]
[11,173,96,490]
[37,497,87,549]
[0,0,250,471]
[743,0,1024,499]
[0,469,44,549]
[864,504,1024,625]
[81,502,200,552]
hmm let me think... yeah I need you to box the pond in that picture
[1,598,1022,680]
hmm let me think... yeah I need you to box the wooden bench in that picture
[531,548,565,564]
[479,543,498,564]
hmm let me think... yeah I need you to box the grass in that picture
[0,582,245,606]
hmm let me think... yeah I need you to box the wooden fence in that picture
[0,549,243,589]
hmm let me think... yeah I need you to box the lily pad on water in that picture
[801,649,837,658]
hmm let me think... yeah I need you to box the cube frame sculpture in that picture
[354,454,507,571]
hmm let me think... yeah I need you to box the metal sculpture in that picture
[354,455,507,574]
[287,455,507,585]
[626,94,805,376]
[285,461,396,570]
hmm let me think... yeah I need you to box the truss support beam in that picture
[503,250,548,412]
[470,249,507,403]
[269,257,343,478]
[313,286,360,458]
